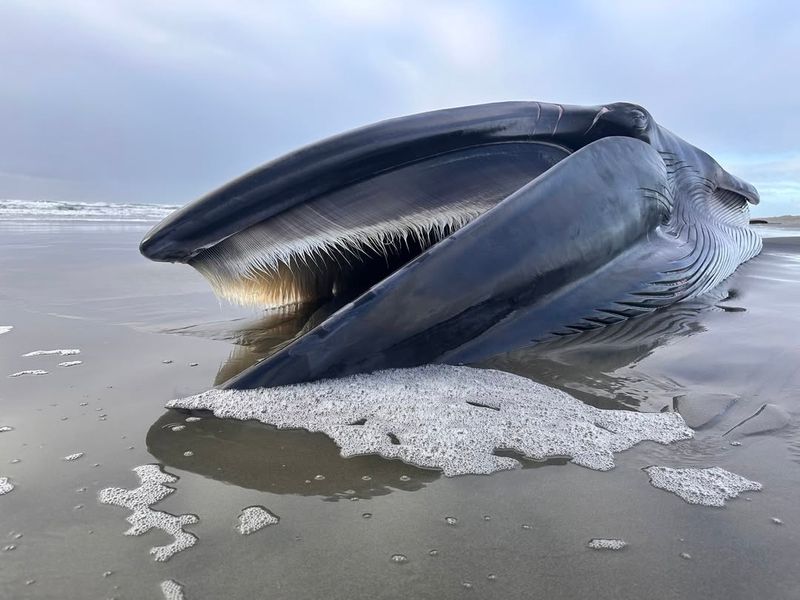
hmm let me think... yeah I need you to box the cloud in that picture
[0,0,797,215]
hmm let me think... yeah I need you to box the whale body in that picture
[140,101,761,389]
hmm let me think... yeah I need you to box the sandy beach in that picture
[1,216,798,599]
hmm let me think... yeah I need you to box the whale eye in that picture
[630,109,648,130]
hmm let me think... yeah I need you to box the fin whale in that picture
[140,101,761,389]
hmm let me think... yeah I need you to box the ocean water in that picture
[0,208,798,599]
[0,198,178,222]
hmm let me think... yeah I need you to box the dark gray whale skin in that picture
[140,102,762,389]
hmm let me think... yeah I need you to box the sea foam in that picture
[168,365,694,476]
[0,477,14,495]
[237,506,279,535]
[0,326,12,336]
[644,466,762,507]
[161,579,186,600]
[99,464,198,561]
[8,370,48,377]
[22,349,80,357]
[587,538,627,550]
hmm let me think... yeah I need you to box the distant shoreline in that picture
[751,215,800,224]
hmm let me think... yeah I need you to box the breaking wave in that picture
[0,199,178,222]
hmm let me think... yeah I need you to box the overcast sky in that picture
[2,0,798,215]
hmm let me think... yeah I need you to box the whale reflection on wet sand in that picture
[147,410,440,500]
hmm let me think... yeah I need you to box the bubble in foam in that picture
[167,365,693,477]
[237,506,279,535]
[160,579,186,600]
[399,475,410,482]
[644,466,762,507]
[58,361,83,367]
[22,349,80,357]
[63,452,85,461]
[445,516,458,526]
[679,552,692,560]
[8,370,48,377]
[185,417,202,423]
[587,538,627,551]
[0,478,13,496]
[98,464,198,562]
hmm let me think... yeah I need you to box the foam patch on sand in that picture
[98,464,198,561]
[237,506,279,535]
[22,349,80,357]
[161,579,186,600]
[0,477,14,495]
[644,466,762,507]
[58,360,83,367]
[587,538,627,550]
[8,370,48,377]
[168,365,693,476]
[63,452,84,461]
[0,326,12,335]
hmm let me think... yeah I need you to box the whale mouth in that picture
[140,102,588,309]
[181,136,570,309]
[189,195,493,308]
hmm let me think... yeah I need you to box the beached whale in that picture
[140,101,762,389]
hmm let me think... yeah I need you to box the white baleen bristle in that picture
[190,201,490,308]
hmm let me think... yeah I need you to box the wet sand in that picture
[1,220,798,599]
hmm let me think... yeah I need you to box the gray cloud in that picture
[1,0,798,215]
